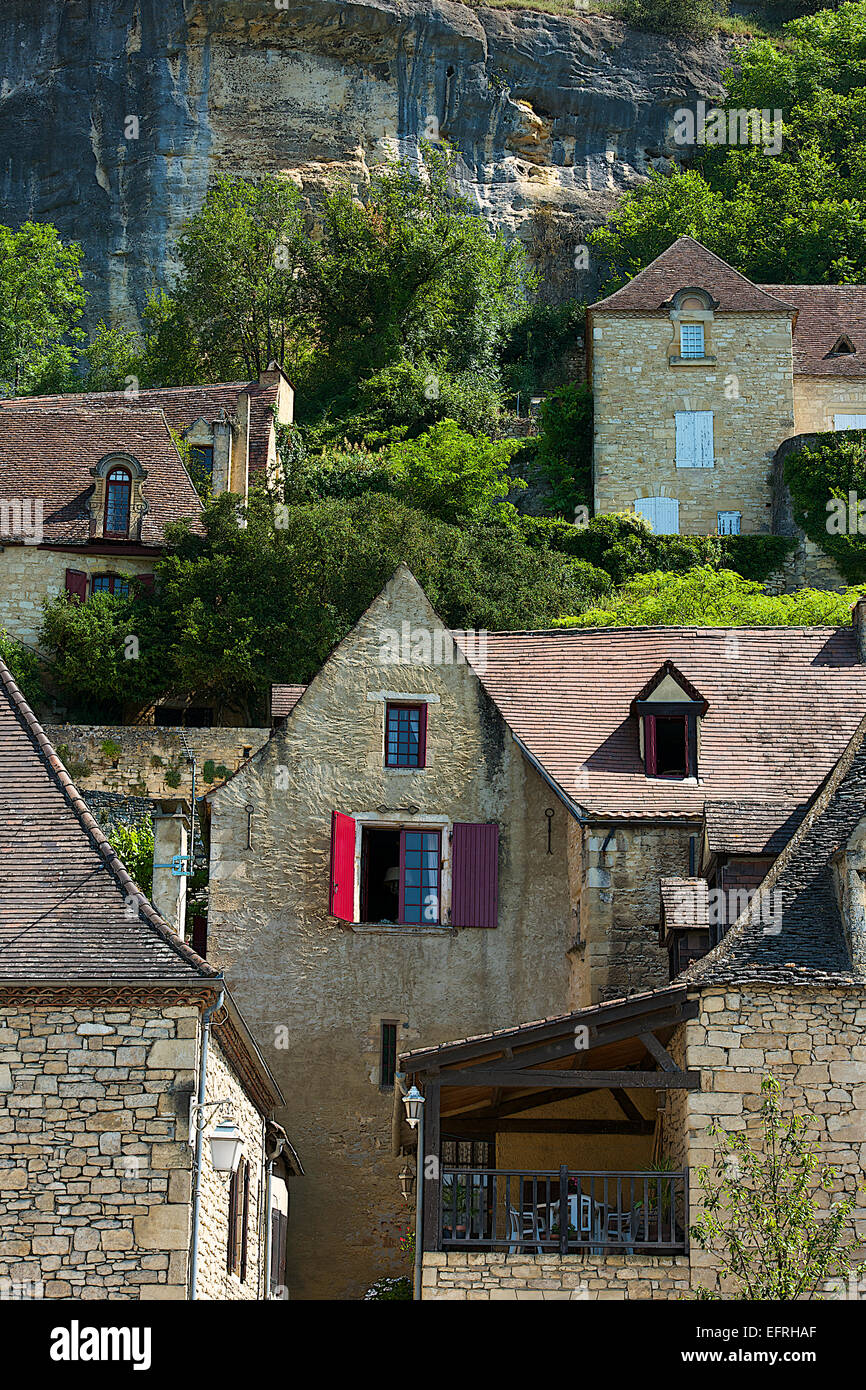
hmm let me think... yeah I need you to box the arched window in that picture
[104,467,132,537]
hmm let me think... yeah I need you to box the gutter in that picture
[189,986,225,1300]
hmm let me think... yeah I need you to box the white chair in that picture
[604,1209,636,1255]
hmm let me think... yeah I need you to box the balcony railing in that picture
[439,1167,688,1255]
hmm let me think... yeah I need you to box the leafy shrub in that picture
[363,1275,412,1301]
[616,0,728,39]
[532,383,593,518]
[107,821,155,897]
[0,629,45,709]
[784,432,866,583]
[558,566,863,629]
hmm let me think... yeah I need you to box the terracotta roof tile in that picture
[590,237,794,315]
[0,658,219,984]
[270,685,307,719]
[453,626,866,820]
[760,284,866,377]
[0,407,202,546]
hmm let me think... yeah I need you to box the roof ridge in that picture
[0,658,218,981]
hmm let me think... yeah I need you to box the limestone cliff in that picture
[0,1,729,324]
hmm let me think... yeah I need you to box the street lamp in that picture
[398,1163,415,1204]
[208,1118,243,1177]
[402,1085,426,1300]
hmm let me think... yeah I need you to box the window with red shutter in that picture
[644,714,658,775]
[329,812,356,921]
[64,569,87,603]
[451,823,499,928]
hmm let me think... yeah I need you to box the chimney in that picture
[151,810,188,936]
[853,596,866,663]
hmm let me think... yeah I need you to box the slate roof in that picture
[0,376,281,479]
[590,237,794,315]
[0,657,219,984]
[270,684,307,720]
[704,800,808,857]
[0,408,202,547]
[683,710,866,988]
[760,284,866,377]
[453,625,866,821]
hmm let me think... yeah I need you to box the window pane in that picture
[385,704,423,767]
[105,469,131,534]
[680,323,704,358]
[401,830,440,924]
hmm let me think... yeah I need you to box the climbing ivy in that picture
[784,432,866,584]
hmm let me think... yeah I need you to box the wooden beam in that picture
[471,1006,696,1075]
[640,1032,677,1072]
[610,1089,644,1123]
[442,1118,654,1136]
[421,1081,441,1253]
[440,1068,701,1090]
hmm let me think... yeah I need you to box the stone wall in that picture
[0,1000,198,1299]
[793,377,866,436]
[0,547,157,647]
[193,1031,268,1301]
[423,1250,692,1300]
[44,725,271,800]
[207,567,575,1300]
[572,819,697,1005]
[592,311,794,536]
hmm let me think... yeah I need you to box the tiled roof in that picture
[660,877,709,930]
[0,377,280,479]
[760,284,866,377]
[270,685,307,719]
[684,710,866,987]
[0,408,202,546]
[453,625,866,820]
[0,658,219,984]
[704,800,808,856]
[590,237,794,315]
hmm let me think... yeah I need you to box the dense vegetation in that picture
[784,431,866,581]
[591,3,866,288]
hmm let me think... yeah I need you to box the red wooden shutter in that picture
[64,569,87,603]
[644,715,657,774]
[451,823,499,928]
[329,811,356,921]
[239,1160,250,1282]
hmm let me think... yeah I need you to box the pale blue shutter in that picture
[696,412,714,468]
[675,413,695,467]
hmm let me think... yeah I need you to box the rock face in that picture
[0,1,728,324]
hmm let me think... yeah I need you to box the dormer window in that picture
[104,467,132,537]
[680,323,705,358]
[832,335,856,355]
[631,662,708,781]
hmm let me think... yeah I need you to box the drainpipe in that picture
[395,1071,424,1301]
[263,1127,287,1299]
[189,987,225,1300]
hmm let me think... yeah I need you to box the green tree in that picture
[558,565,862,627]
[532,383,593,518]
[591,2,866,288]
[0,629,45,709]
[691,1074,864,1300]
[387,419,524,524]
[0,221,86,394]
[107,821,155,898]
[140,176,315,385]
[39,588,171,720]
[616,0,727,40]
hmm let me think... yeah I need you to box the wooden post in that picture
[559,1165,568,1256]
[422,1081,441,1253]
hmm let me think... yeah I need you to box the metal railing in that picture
[439,1167,688,1255]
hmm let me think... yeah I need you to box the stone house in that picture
[0,407,202,648]
[0,364,293,651]
[409,700,866,1300]
[206,565,866,1299]
[589,236,866,536]
[0,656,301,1300]
[0,363,294,502]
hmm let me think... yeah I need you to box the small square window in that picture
[717,511,741,536]
[680,323,705,358]
[385,703,427,768]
